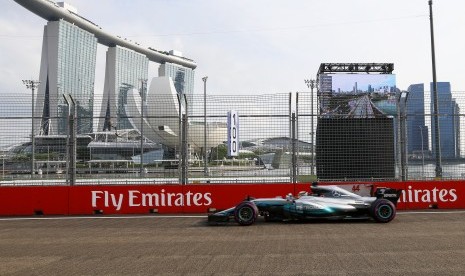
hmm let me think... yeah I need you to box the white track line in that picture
[0,215,207,221]
[1,210,465,221]
[397,210,465,215]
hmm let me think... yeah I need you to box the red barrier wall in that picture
[375,181,465,210]
[182,183,308,213]
[0,186,69,215]
[319,181,465,210]
[0,183,305,215]
[0,181,464,216]
[68,185,185,215]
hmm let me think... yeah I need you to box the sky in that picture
[1,0,465,97]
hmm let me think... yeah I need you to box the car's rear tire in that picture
[234,201,258,226]
[370,199,396,223]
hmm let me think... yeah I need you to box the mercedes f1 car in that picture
[208,184,402,226]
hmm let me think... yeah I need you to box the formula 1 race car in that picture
[208,184,402,226]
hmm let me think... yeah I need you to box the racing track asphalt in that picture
[0,211,465,275]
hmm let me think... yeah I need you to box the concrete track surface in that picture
[1,211,465,275]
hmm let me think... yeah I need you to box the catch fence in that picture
[1,90,464,185]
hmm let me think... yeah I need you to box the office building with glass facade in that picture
[430,82,460,158]
[159,62,195,96]
[407,83,429,154]
[36,19,97,135]
[159,57,195,113]
[16,0,196,139]
[98,47,149,131]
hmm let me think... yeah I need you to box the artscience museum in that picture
[125,77,227,150]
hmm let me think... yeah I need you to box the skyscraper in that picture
[158,51,195,97]
[430,82,460,158]
[98,47,149,131]
[407,84,428,154]
[36,19,98,135]
[16,0,197,139]
[158,63,194,96]
[158,51,195,113]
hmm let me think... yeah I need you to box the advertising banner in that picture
[374,181,464,210]
[320,181,465,210]
[1,181,464,216]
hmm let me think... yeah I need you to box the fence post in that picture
[63,93,76,186]
[397,91,409,181]
[296,92,300,180]
[181,114,188,185]
[139,79,147,178]
[180,94,189,185]
[177,94,182,184]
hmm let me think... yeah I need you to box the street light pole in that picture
[202,76,208,176]
[397,91,409,181]
[429,0,442,178]
[304,79,315,175]
[139,78,147,177]
[22,80,40,178]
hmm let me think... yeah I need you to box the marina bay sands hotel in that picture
[14,0,197,135]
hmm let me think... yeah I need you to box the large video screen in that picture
[318,74,397,118]
[316,117,396,179]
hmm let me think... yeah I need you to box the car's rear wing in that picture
[374,187,402,206]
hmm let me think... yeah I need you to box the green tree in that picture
[210,144,227,161]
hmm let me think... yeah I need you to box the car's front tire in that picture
[370,199,396,223]
[234,201,258,226]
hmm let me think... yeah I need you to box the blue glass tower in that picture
[159,55,195,114]
[158,62,194,97]
[430,82,460,158]
[98,47,149,131]
[36,19,98,135]
[407,84,428,154]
